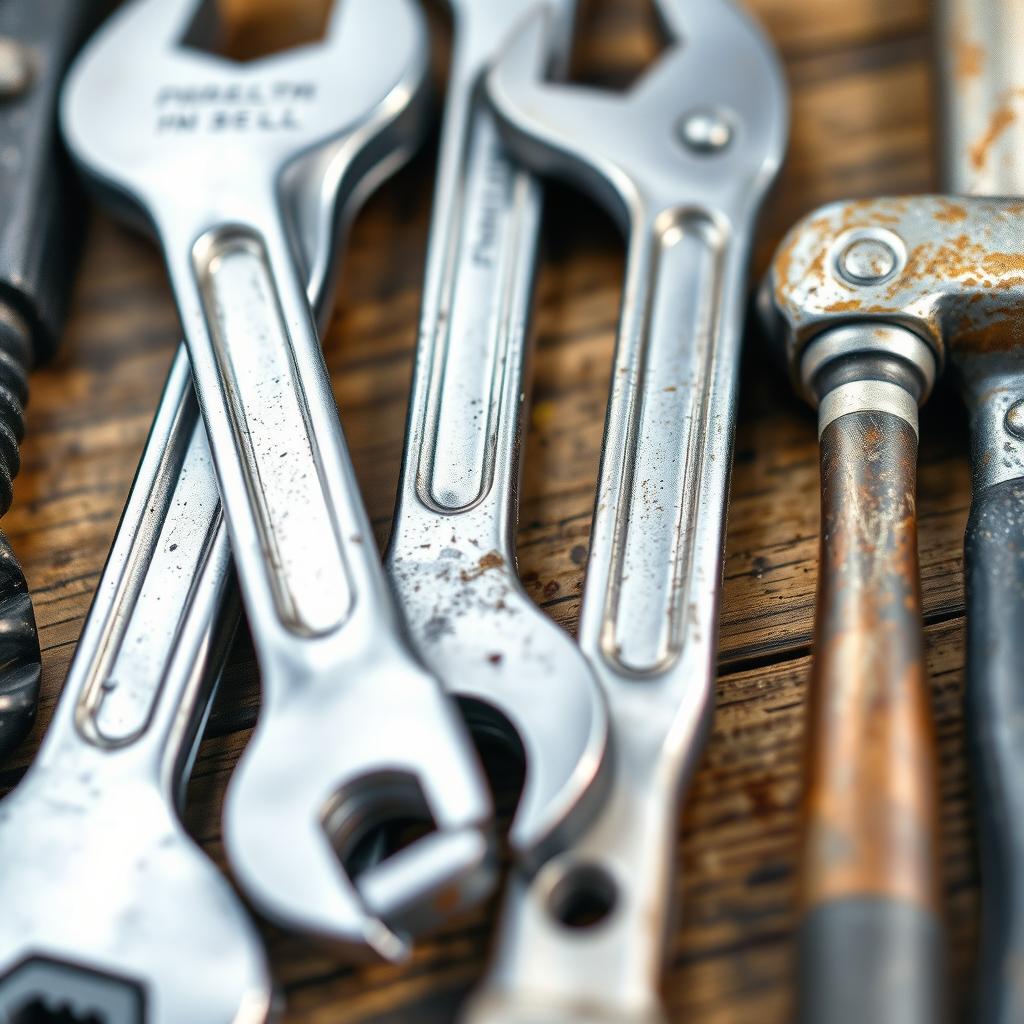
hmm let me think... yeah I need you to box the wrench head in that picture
[60,0,427,224]
[486,0,787,227]
[388,528,610,866]
[224,646,495,963]
[0,772,272,1024]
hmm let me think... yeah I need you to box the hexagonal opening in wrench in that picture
[546,862,619,930]
[570,0,671,90]
[181,0,335,64]
[322,770,437,880]
[0,957,144,1024]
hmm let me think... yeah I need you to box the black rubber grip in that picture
[797,898,947,1024]
[964,476,1024,1024]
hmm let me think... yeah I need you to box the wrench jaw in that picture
[223,648,496,963]
[486,2,788,233]
[388,526,611,867]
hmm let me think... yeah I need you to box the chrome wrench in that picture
[385,0,609,864]
[468,2,787,1020]
[61,0,493,961]
[0,11,431,1022]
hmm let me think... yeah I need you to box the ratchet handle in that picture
[799,408,944,1024]
[963,476,1024,1024]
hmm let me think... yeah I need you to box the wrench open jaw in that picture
[385,0,609,870]
[467,2,786,1021]
[62,0,494,963]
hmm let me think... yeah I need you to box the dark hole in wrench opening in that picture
[459,697,527,829]
[181,0,335,64]
[547,863,618,930]
[322,771,436,882]
[11,1005,103,1024]
[570,0,670,91]
[0,959,143,1024]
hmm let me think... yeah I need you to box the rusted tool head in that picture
[760,194,1024,412]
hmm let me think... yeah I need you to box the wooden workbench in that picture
[6,0,974,1019]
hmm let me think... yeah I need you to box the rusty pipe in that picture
[789,326,947,1024]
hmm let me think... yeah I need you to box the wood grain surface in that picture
[5,0,979,1020]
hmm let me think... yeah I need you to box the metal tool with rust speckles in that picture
[0,0,107,758]
[765,1,1024,1018]
[939,3,1024,1021]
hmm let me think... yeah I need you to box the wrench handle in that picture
[799,407,944,1024]
[962,475,1024,1024]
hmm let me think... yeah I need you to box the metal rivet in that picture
[1005,400,1024,440]
[0,37,32,100]
[678,109,734,154]
[837,236,899,285]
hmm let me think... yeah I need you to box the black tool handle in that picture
[964,475,1024,1024]
[0,0,108,754]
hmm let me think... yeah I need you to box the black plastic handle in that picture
[0,0,108,755]
[964,475,1024,1024]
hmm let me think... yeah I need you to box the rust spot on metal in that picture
[983,252,1024,275]
[801,413,940,915]
[970,102,1018,172]
[955,39,984,81]
[823,300,862,313]
[933,200,968,223]
[459,550,505,582]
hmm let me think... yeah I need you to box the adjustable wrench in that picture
[385,0,609,863]
[0,0,107,756]
[466,3,786,1021]
[938,2,1024,1020]
[61,0,494,960]
[0,8,432,1023]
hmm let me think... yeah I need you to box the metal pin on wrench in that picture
[465,3,786,1020]
[62,0,494,961]
[938,3,1024,1020]
[0,11,432,1023]
[386,0,609,863]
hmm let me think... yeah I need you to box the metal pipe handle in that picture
[798,377,944,1024]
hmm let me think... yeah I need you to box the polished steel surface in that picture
[386,0,609,866]
[466,1,787,1020]
[61,0,493,961]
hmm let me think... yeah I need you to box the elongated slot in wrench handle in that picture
[798,342,945,1024]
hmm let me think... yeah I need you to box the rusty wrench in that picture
[465,2,786,1020]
